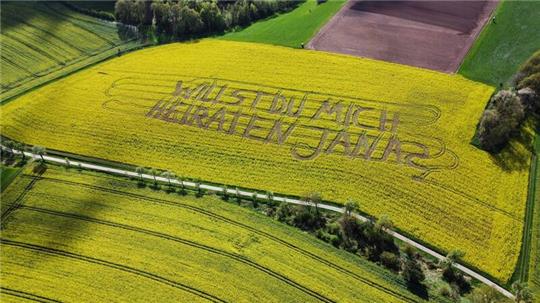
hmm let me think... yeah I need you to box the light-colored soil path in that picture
[3,146,515,299]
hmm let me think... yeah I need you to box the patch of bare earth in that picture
[308,0,498,73]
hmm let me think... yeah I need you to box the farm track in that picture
[19,174,419,303]
[19,205,336,303]
[0,287,62,303]
[0,239,227,303]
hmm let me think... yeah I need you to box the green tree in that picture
[4,140,14,156]
[235,187,241,204]
[135,166,145,182]
[31,146,46,163]
[344,199,359,217]
[150,168,158,184]
[221,185,230,201]
[375,214,393,232]
[15,142,26,161]
[304,192,322,215]
[161,170,173,187]
[266,191,274,203]
[115,0,136,25]
[402,255,425,285]
[195,179,206,197]
[178,176,187,195]
[199,1,225,33]
[152,0,171,34]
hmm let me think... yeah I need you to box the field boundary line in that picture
[0,145,516,299]
[0,287,62,303]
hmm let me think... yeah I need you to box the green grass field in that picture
[0,1,139,101]
[458,0,540,86]
[0,165,426,303]
[220,0,345,48]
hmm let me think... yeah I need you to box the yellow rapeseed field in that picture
[1,165,420,302]
[0,39,529,282]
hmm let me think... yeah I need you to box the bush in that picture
[316,229,341,248]
[292,205,326,231]
[438,284,460,301]
[469,285,512,303]
[402,256,425,286]
[275,202,293,223]
[442,267,471,294]
[380,251,400,271]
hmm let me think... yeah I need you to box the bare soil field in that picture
[308,0,498,72]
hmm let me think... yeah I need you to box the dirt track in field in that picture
[308,0,498,73]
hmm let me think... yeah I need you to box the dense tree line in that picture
[114,0,300,40]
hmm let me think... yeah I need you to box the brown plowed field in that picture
[308,0,498,72]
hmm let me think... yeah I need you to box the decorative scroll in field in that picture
[103,75,458,179]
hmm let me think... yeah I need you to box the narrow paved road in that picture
[4,147,515,299]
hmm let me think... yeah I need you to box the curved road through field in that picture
[3,147,515,299]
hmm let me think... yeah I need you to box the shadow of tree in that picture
[406,281,429,300]
[490,120,536,172]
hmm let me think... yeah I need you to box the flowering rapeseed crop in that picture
[0,166,417,302]
[0,40,528,282]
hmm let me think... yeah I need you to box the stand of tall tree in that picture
[115,0,300,40]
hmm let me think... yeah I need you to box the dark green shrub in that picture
[380,252,400,272]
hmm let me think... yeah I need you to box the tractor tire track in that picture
[0,239,226,303]
[22,175,418,303]
[0,287,62,303]
[21,206,335,303]
[1,174,41,226]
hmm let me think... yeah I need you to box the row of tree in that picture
[114,0,300,40]
[478,51,540,151]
